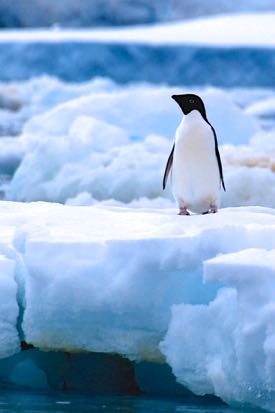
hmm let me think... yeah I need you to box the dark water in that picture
[0,391,245,413]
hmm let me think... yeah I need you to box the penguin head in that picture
[171,94,207,119]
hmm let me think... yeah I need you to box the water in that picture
[0,391,244,413]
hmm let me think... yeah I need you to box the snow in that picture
[0,201,275,409]
[0,13,274,48]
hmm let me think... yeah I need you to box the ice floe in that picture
[0,201,274,409]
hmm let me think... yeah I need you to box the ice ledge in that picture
[0,201,275,407]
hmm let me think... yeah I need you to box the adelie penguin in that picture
[163,94,225,215]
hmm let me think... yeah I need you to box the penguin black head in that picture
[172,94,207,120]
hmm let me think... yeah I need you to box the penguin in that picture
[163,94,225,215]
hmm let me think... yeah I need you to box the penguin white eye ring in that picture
[163,93,225,216]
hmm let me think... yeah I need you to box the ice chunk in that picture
[161,249,275,411]
[7,134,171,203]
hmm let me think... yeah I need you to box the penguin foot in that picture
[209,204,218,214]
[178,207,190,216]
[202,204,218,215]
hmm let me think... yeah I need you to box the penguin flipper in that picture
[210,126,226,191]
[163,144,175,190]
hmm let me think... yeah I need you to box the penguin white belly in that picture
[172,112,220,213]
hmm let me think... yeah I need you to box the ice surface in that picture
[0,201,275,409]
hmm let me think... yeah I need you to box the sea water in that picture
[0,391,244,413]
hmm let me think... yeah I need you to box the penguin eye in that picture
[189,98,195,104]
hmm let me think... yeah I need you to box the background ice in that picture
[0,0,274,27]
[0,14,274,85]
[6,81,274,208]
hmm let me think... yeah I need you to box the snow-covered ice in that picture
[0,201,275,409]
[0,13,274,48]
